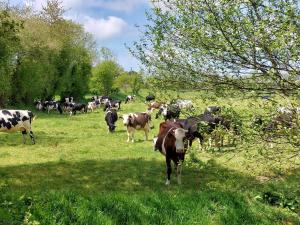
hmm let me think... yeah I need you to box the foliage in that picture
[0,2,94,105]
[131,0,300,97]
[114,71,144,94]
[90,60,123,95]
[0,10,22,106]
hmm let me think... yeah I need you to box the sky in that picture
[8,0,152,71]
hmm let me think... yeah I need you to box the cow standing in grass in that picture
[0,110,35,144]
[153,121,188,185]
[121,112,151,142]
[105,109,118,133]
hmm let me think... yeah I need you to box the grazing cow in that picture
[70,103,87,116]
[65,97,74,103]
[148,101,165,110]
[145,95,155,102]
[204,106,221,115]
[62,102,75,113]
[121,112,151,142]
[44,101,63,114]
[34,100,44,111]
[125,95,135,104]
[103,100,121,111]
[171,99,194,110]
[105,109,118,132]
[34,100,62,114]
[91,95,101,101]
[156,104,181,120]
[0,109,35,144]
[87,101,97,112]
[100,96,112,105]
[153,121,188,185]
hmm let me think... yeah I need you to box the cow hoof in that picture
[165,180,170,185]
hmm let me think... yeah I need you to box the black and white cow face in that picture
[0,110,35,144]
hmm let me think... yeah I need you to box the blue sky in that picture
[9,0,152,71]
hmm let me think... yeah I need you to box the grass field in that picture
[0,92,299,225]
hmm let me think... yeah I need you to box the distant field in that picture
[0,92,299,225]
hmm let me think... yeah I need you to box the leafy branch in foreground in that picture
[131,0,300,96]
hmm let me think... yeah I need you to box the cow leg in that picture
[176,161,182,185]
[144,128,149,141]
[131,130,135,142]
[22,131,27,144]
[29,131,35,144]
[165,157,172,185]
[126,130,131,142]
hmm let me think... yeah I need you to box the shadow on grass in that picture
[0,159,299,225]
[1,158,299,195]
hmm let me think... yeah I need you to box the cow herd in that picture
[1,94,300,185]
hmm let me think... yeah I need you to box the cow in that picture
[87,101,97,112]
[0,110,35,144]
[103,100,121,111]
[175,117,204,149]
[125,95,135,104]
[147,101,165,111]
[171,99,194,110]
[156,104,181,120]
[65,97,74,103]
[153,121,188,185]
[100,96,112,105]
[34,100,62,114]
[70,103,87,116]
[62,102,75,113]
[145,95,155,102]
[44,101,63,114]
[204,106,221,115]
[121,112,151,142]
[105,109,118,133]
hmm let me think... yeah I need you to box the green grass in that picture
[0,93,299,225]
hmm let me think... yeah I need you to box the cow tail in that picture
[28,111,36,123]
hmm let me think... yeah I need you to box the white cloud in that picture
[83,16,127,40]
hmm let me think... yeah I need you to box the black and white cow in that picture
[156,104,181,121]
[105,109,118,132]
[145,95,155,102]
[0,110,35,144]
[103,100,121,111]
[87,101,97,112]
[170,99,194,110]
[34,100,62,114]
[125,95,135,104]
[44,101,63,114]
[70,103,87,116]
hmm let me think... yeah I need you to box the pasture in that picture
[0,92,299,225]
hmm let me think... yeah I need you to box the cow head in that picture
[122,114,134,126]
[173,128,188,154]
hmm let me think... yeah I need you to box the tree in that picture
[114,71,143,94]
[90,60,122,95]
[0,10,22,106]
[131,0,300,97]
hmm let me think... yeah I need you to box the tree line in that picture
[0,0,143,107]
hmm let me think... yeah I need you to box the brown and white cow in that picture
[153,121,188,185]
[121,112,151,142]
